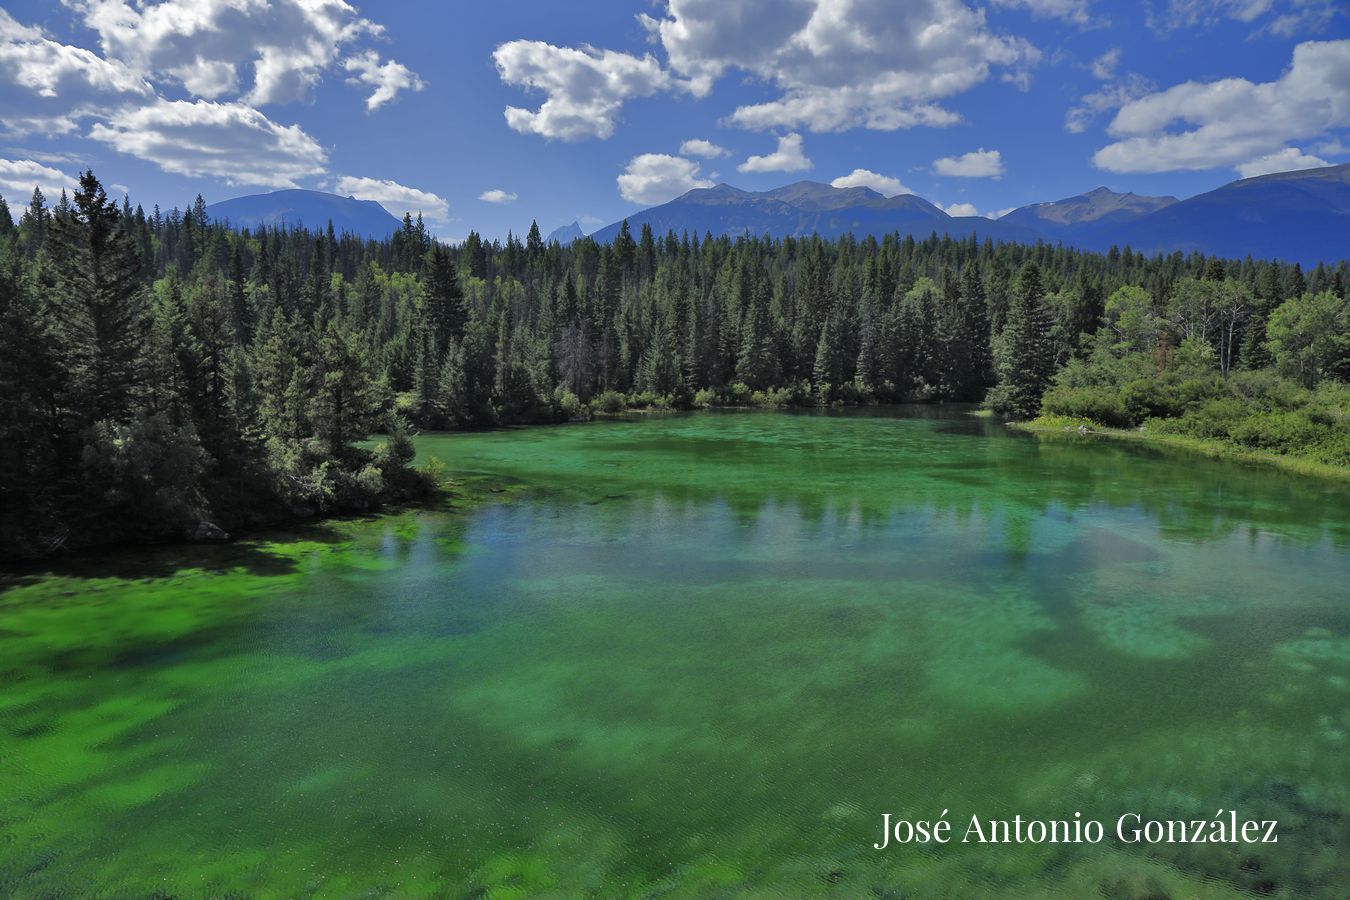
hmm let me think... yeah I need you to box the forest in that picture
[1,170,1347,559]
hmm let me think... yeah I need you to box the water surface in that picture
[2,408,1348,897]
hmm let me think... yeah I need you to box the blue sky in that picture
[1,0,1347,240]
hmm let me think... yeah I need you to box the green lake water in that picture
[2,407,1349,898]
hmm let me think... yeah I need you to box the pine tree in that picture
[45,171,148,426]
[423,242,467,351]
[737,275,778,389]
[310,316,385,457]
[987,262,1055,419]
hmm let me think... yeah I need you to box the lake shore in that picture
[1011,413,1350,482]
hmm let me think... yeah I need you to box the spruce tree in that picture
[987,262,1055,419]
[45,171,148,426]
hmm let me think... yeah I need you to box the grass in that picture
[1014,414,1350,482]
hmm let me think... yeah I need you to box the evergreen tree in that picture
[987,262,1055,419]
[45,171,148,425]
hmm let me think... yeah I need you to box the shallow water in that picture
[2,407,1348,897]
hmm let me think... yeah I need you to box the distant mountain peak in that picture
[589,177,1033,246]
[205,188,401,240]
[545,220,585,245]
[1002,186,1177,231]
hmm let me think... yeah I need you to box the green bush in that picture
[355,463,385,498]
[552,387,588,420]
[420,454,446,484]
[1041,384,1133,428]
[592,390,626,414]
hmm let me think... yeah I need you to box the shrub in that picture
[552,386,588,420]
[355,463,385,498]
[592,390,626,414]
[1041,384,1133,428]
[420,454,446,484]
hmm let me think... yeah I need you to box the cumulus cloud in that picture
[493,40,667,141]
[0,158,79,205]
[0,9,153,135]
[1093,40,1350,173]
[680,138,730,158]
[618,153,713,204]
[830,168,911,196]
[936,200,1011,218]
[479,189,518,204]
[737,133,811,173]
[1234,147,1330,178]
[641,0,1039,133]
[937,201,982,217]
[88,99,327,188]
[332,175,449,220]
[344,50,425,111]
[934,148,1005,177]
[64,0,413,108]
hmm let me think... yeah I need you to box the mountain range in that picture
[584,164,1348,266]
[206,164,1350,265]
[204,189,402,241]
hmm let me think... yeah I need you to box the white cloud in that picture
[642,0,1039,133]
[618,153,713,204]
[1234,147,1330,178]
[479,189,518,204]
[333,175,449,220]
[1263,1,1344,37]
[935,200,1012,218]
[990,0,1094,26]
[738,133,812,173]
[64,0,408,108]
[1146,0,1344,37]
[88,99,327,188]
[680,138,730,158]
[344,50,425,111]
[1065,72,1155,133]
[1312,137,1349,155]
[937,201,982,217]
[0,9,153,135]
[1091,48,1121,80]
[1094,40,1350,173]
[933,148,1005,177]
[493,40,667,141]
[0,158,79,204]
[830,168,911,196]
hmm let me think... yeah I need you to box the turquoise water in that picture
[2,407,1348,897]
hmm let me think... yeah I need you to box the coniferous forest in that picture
[1,170,1347,559]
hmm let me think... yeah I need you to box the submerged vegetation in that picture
[3,410,1348,897]
[1,170,1346,557]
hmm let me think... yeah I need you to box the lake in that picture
[2,407,1348,897]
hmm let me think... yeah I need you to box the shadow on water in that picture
[0,514,414,593]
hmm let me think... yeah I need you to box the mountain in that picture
[205,189,402,240]
[1103,164,1350,265]
[583,166,1348,265]
[546,221,585,245]
[588,181,1043,245]
[1000,186,1177,240]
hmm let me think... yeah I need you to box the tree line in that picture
[1,170,1346,557]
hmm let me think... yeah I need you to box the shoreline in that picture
[1012,415,1350,483]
